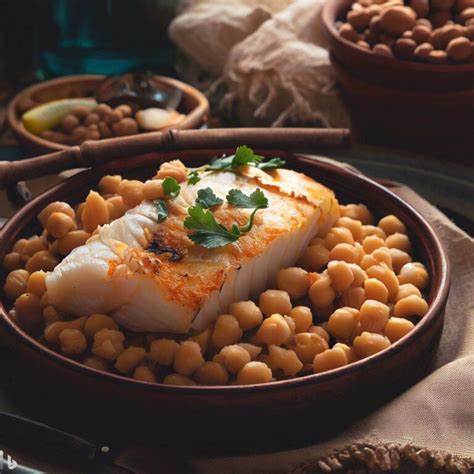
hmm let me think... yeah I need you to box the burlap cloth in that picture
[1,162,473,473]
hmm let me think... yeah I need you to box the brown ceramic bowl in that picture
[0,149,450,431]
[321,0,474,151]
[7,74,209,155]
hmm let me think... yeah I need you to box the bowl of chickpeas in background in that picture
[0,147,450,432]
[7,74,209,155]
[321,0,474,151]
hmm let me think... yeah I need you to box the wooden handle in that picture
[0,128,351,188]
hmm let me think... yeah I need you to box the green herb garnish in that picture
[153,199,168,223]
[184,188,269,249]
[256,157,286,170]
[208,145,264,171]
[196,187,224,209]
[187,170,201,185]
[162,177,181,198]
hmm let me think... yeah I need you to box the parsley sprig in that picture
[162,177,181,197]
[184,188,269,249]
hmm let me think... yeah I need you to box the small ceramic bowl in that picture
[0,148,450,426]
[321,0,474,151]
[7,74,209,155]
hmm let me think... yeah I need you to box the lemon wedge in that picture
[22,98,97,135]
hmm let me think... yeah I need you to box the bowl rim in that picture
[6,74,210,153]
[321,0,474,73]
[0,153,451,395]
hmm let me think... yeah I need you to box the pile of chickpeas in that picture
[1,162,430,386]
[338,0,474,63]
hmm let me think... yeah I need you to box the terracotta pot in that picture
[0,149,450,431]
[7,75,209,155]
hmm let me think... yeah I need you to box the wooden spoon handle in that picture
[0,128,351,188]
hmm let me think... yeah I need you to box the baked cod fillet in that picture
[46,166,339,333]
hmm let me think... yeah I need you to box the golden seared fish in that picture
[46,166,339,333]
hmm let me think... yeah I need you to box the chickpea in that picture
[308,325,330,343]
[83,355,109,372]
[133,366,157,383]
[76,202,85,223]
[15,293,42,329]
[395,283,422,302]
[267,345,303,377]
[237,361,273,385]
[220,345,251,374]
[25,251,59,273]
[148,338,180,366]
[106,110,123,125]
[324,227,354,250]
[447,36,472,61]
[256,313,292,346]
[106,196,128,221]
[339,23,359,42]
[328,243,359,264]
[362,235,385,254]
[13,238,29,255]
[58,329,87,355]
[43,305,61,325]
[276,267,310,300]
[163,374,197,386]
[2,252,22,272]
[98,121,113,139]
[313,348,348,374]
[341,286,366,310]
[173,341,205,376]
[194,362,229,385]
[364,278,389,303]
[229,300,263,331]
[142,179,165,201]
[92,328,125,361]
[378,215,407,236]
[333,343,357,363]
[84,113,100,126]
[188,326,211,354]
[380,6,416,36]
[3,269,29,300]
[259,289,292,317]
[84,313,118,338]
[115,346,147,374]
[341,204,373,225]
[394,295,429,318]
[347,9,371,31]
[336,217,364,242]
[428,49,448,64]
[25,236,48,257]
[353,332,391,359]
[81,191,110,233]
[308,277,336,309]
[211,314,243,350]
[389,248,412,274]
[409,0,429,18]
[237,343,262,360]
[359,300,390,334]
[112,118,139,137]
[412,25,432,44]
[415,42,435,61]
[398,262,429,290]
[385,233,411,254]
[290,332,328,363]
[94,103,113,117]
[117,180,145,208]
[348,264,367,287]
[384,317,415,343]
[327,307,360,342]
[366,264,399,301]
[393,38,417,59]
[301,243,329,271]
[61,114,79,133]
[155,160,188,183]
[44,316,87,343]
[46,212,76,239]
[38,201,75,228]
[57,230,91,256]
[116,104,133,117]
[290,306,313,333]
[40,292,49,308]
[327,260,354,292]
[26,270,47,296]
[99,175,122,195]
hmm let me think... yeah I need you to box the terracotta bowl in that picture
[0,149,450,434]
[7,74,209,155]
[321,0,474,151]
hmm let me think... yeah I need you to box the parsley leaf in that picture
[187,170,201,185]
[257,157,286,170]
[226,188,268,209]
[162,177,181,198]
[184,205,241,249]
[207,155,235,172]
[196,187,224,209]
[208,145,265,171]
[153,199,168,223]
